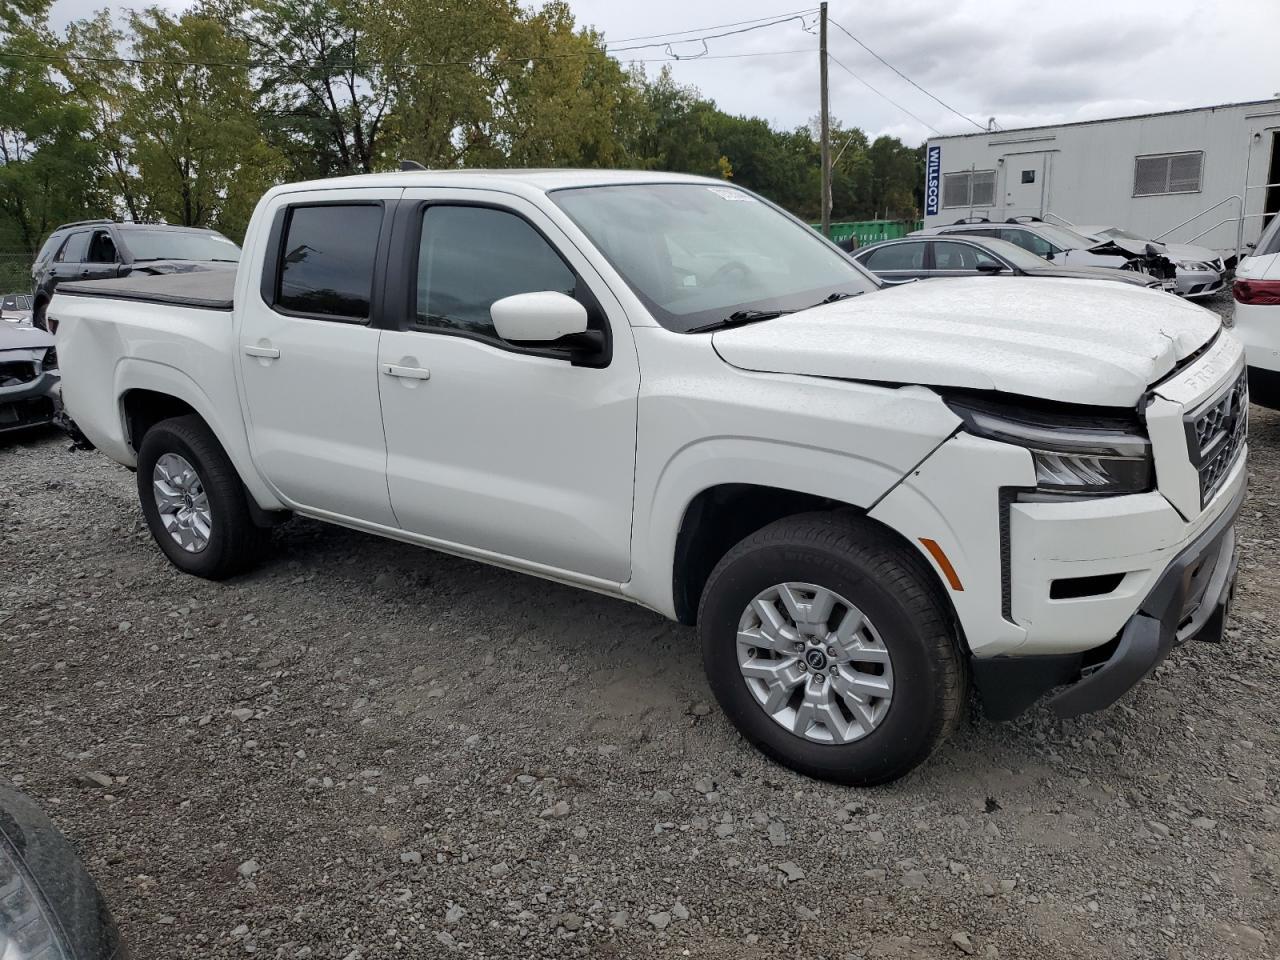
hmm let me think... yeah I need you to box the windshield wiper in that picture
[806,291,864,308]
[685,309,789,334]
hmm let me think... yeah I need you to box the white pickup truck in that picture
[53,170,1246,786]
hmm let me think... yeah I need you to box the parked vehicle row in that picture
[852,234,1164,289]
[30,219,239,332]
[49,170,1245,786]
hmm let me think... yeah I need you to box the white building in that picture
[922,99,1280,260]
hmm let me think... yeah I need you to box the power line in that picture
[0,12,812,71]
[0,47,812,71]
[606,8,818,45]
[827,52,941,136]
[829,18,984,132]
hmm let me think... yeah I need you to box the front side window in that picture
[56,232,89,263]
[863,242,924,271]
[1134,152,1203,196]
[87,231,117,263]
[550,183,878,333]
[999,228,1056,258]
[415,206,576,338]
[931,241,1001,271]
[942,170,996,208]
[276,204,383,320]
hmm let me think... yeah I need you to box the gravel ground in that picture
[2,291,1277,959]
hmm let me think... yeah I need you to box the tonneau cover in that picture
[56,268,236,310]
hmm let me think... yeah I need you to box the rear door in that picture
[236,187,401,525]
[49,231,91,288]
[375,189,640,582]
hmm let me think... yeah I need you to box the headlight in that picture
[945,396,1153,496]
[0,840,70,960]
[1176,260,1213,272]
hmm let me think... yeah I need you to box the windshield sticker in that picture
[707,187,756,202]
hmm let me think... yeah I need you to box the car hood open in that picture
[711,276,1220,407]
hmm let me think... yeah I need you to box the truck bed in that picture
[56,268,235,311]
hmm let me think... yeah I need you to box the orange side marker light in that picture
[919,538,964,592]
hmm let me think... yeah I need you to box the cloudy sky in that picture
[49,0,1280,146]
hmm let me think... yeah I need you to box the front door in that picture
[237,187,401,526]
[377,190,640,583]
[83,230,121,281]
[1002,152,1049,221]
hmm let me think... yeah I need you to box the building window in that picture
[1133,151,1204,196]
[1021,169,1036,184]
[942,170,996,208]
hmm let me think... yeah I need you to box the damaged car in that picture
[0,322,59,435]
[913,218,1178,289]
[1075,224,1226,298]
[30,220,240,332]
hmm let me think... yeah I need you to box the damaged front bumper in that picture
[973,477,1243,721]
[0,368,61,433]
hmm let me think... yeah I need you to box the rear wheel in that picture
[136,415,267,579]
[698,512,966,786]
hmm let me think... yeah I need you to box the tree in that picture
[120,8,283,239]
[0,2,107,261]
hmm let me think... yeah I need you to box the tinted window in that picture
[87,231,117,263]
[999,228,1056,258]
[415,206,576,338]
[932,241,1002,271]
[277,205,382,320]
[126,229,240,262]
[57,232,90,263]
[862,243,924,271]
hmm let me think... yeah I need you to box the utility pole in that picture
[819,2,831,237]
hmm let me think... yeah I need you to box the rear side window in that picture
[276,204,383,320]
[414,205,576,338]
[56,231,90,263]
[862,243,924,271]
[87,231,117,263]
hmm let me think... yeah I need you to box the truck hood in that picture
[711,276,1220,407]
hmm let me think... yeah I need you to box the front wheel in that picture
[698,513,967,786]
[136,415,268,579]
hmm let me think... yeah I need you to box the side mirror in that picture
[975,261,1004,273]
[491,291,588,343]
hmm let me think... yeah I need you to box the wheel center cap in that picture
[804,649,827,671]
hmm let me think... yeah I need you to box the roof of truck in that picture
[270,168,722,197]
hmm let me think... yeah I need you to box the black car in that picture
[853,234,1166,289]
[31,220,240,332]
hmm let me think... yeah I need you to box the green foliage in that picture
[0,0,925,266]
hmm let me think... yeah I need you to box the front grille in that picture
[1186,369,1248,509]
[0,360,37,387]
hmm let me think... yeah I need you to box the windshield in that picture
[1097,226,1145,243]
[550,183,878,333]
[125,229,241,262]
[2,294,32,310]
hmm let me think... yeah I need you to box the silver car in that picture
[1075,225,1225,299]
[1,292,33,325]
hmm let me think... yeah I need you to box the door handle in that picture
[381,363,430,380]
[243,344,281,359]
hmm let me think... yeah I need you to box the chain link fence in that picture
[0,252,33,295]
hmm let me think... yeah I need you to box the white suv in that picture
[1232,214,1280,406]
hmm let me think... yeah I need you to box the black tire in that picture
[136,415,268,579]
[698,512,967,786]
